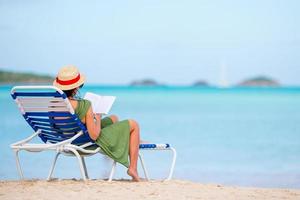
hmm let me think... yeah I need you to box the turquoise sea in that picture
[0,85,299,188]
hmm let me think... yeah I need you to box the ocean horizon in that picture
[0,85,299,189]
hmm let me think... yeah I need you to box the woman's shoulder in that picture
[78,98,91,104]
[77,99,91,109]
[74,99,91,120]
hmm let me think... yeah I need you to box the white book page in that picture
[84,92,116,114]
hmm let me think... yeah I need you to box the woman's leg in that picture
[127,119,140,181]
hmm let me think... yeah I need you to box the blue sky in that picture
[0,0,299,85]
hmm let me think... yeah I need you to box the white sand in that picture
[0,179,299,200]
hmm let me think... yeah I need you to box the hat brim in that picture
[53,75,85,91]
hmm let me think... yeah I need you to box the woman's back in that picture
[69,99,91,123]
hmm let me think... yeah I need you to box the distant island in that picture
[0,70,53,84]
[238,76,280,87]
[130,79,163,86]
[129,76,281,87]
[193,80,210,87]
[0,70,281,88]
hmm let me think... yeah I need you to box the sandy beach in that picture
[0,179,299,200]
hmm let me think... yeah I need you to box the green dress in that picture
[75,99,130,168]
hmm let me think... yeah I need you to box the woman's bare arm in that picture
[85,107,101,140]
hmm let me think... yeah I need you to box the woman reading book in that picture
[53,65,140,181]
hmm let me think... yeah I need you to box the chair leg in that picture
[64,147,87,181]
[138,153,149,181]
[81,156,89,179]
[108,160,116,182]
[47,152,60,181]
[166,147,177,181]
[14,150,24,180]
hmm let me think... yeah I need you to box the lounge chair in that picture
[10,85,177,181]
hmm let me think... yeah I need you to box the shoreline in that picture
[1,179,299,200]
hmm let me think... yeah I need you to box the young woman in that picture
[53,65,140,181]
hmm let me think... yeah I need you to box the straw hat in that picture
[53,65,85,90]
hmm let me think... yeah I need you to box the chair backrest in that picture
[11,86,92,144]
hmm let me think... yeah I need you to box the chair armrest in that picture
[10,130,41,148]
[10,130,84,149]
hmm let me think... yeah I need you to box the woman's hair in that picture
[63,84,84,98]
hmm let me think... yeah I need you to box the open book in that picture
[84,92,116,114]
